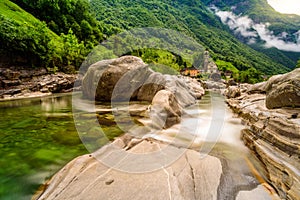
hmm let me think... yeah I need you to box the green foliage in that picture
[129,48,191,72]
[60,29,87,68]
[215,59,239,79]
[0,0,94,71]
[2,0,297,79]
[11,0,103,45]
[237,67,263,84]
[0,0,62,68]
[296,60,300,69]
[90,0,291,77]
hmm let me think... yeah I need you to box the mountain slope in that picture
[0,0,63,68]
[204,0,300,68]
[0,0,91,70]
[90,0,291,75]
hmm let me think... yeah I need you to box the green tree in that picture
[60,29,87,68]
[296,60,300,68]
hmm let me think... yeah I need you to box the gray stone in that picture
[33,136,222,200]
[226,89,300,200]
[151,90,182,128]
[225,86,241,98]
[82,56,150,101]
[265,68,300,109]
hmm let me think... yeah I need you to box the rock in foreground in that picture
[34,135,222,200]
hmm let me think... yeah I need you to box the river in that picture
[0,92,274,199]
[0,94,88,200]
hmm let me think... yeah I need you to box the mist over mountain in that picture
[204,0,300,66]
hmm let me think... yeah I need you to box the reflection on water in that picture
[0,94,87,200]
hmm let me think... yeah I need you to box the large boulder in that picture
[265,68,300,109]
[82,56,204,104]
[82,56,205,128]
[82,56,150,101]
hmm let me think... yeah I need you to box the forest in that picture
[1,0,299,83]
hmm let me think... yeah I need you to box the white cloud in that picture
[214,10,300,52]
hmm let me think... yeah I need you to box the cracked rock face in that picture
[34,135,223,200]
[227,89,300,200]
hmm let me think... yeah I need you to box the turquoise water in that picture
[0,94,90,200]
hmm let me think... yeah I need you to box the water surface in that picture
[0,94,88,200]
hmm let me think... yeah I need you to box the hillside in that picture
[0,0,99,71]
[2,0,299,81]
[0,0,62,69]
[90,0,292,76]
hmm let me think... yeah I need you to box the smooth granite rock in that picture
[34,136,222,200]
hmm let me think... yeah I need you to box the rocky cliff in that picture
[226,68,300,200]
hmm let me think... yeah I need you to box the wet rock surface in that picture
[226,70,300,200]
[0,67,78,99]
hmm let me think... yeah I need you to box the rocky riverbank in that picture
[32,56,282,200]
[225,68,300,200]
[0,67,79,100]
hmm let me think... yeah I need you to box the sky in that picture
[267,0,300,15]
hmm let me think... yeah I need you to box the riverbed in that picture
[0,92,276,199]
